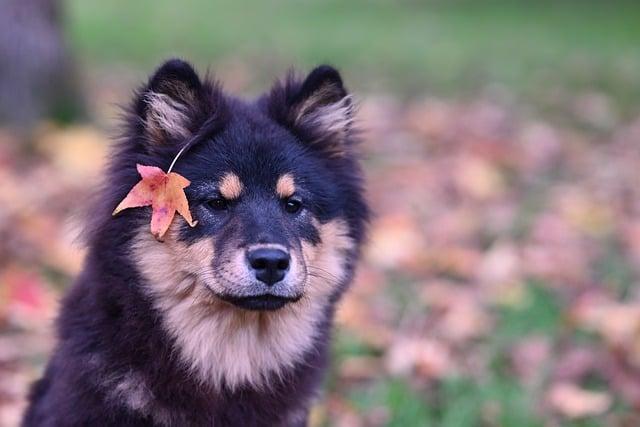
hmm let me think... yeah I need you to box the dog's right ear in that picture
[136,59,215,146]
[265,65,355,158]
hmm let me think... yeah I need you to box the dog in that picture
[22,59,368,426]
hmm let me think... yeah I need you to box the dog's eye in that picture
[283,197,302,214]
[207,197,228,211]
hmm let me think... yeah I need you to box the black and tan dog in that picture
[23,59,368,426]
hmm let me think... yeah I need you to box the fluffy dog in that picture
[23,59,368,426]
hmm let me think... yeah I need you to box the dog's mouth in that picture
[220,294,302,311]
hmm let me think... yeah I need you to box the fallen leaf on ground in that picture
[34,124,108,179]
[385,337,453,379]
[0,267,57,329]
[547,382,612,419]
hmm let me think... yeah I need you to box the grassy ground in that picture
[67,0,640,108]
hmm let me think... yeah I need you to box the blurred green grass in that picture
[331,283,623,426]
[67,0,640,106]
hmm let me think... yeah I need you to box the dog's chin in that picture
[218,293,302,312]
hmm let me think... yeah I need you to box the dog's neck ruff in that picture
[130,221,353,390]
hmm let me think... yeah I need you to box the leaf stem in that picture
[167,144,189,174]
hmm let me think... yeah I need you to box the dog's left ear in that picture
[136,59,226,147]
[138,59,203,145]
[267,65,354,157]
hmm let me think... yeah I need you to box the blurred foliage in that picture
[66,0,640,110]
[1,1,640,426]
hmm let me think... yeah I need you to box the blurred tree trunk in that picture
[0,0,83,129]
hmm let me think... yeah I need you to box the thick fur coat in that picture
[23,59,368,427]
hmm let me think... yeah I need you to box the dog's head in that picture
[111,59,368,313]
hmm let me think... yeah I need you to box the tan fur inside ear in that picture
[145,91,193,142]
[294,84,342,122]
[302,94,353,134]
[293,89,354,156]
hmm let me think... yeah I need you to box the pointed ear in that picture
[137,59,206,144]
[267,65,355,157]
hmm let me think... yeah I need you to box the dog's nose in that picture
[247,248,290,286]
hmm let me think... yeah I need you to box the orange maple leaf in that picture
[112,164,197,240]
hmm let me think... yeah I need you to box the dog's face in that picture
[121,60,367,313]
[179,116,345,311]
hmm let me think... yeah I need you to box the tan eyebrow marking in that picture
[276,173,296,198]
[219,172,243,199]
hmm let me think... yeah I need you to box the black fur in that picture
[23,59,368,426]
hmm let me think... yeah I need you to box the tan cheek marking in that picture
[133,223,216,300]
[219,172,243,199]
[276,173,296,198]
[302,218,355,299]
